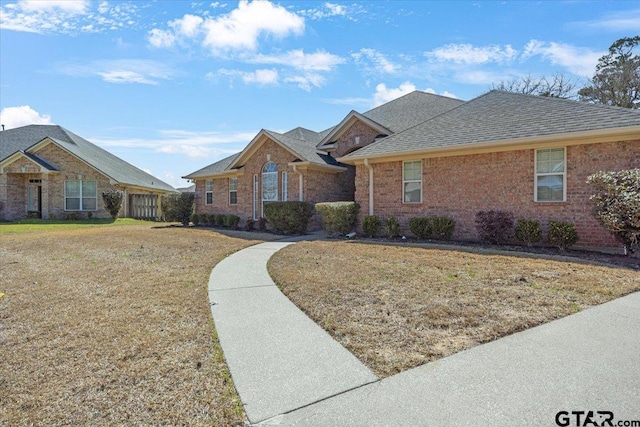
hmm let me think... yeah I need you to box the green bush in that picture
[162,192,195,226]
[408,217,432,239]
[385,216,402,238]
[409,216,455,240]
[475,210,514,244]
[205,213,215,226]
[191,213,201,226]
[264,201,314,234]
[214,214,225,227]
[224,214,240,229]
[548,221,579,250]
[362,215,381,237]
[258,217,267,231]
[515,219,542,246]
[245,218,255,231]
[102,190,124,218]
[315,202,359,235]
[588,169,640,253]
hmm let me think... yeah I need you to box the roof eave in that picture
[288,161,348,173]
[182,167,245,180]
[316,111,392,148]
[338,125,640,164]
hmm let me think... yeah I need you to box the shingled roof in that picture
[0,125,176,192]
[343,91,640,160]
[182,153,240,179]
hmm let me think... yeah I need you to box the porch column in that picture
[41,173,49,219]
[364,159,374,215]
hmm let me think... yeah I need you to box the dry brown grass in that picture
[0,224,265,426]
[269,241,640,378]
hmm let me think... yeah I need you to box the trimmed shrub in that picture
[315,202,359,235]
[431,216,456,240]
[475,210,514,244]
[205,213,215,227]
[224,214,240,229]
[408,217,432,239]
[385,216,402,238]
[264,201,314,234]
[515,219,542,246]
[162,192,195,226]
[588,169,640,253]
[214,214,226,227]
[191,213,201,226]
[102,190,124,219]
[362,215,381,237]
[258,217,267,231]
[245,218,255,231]
[548,221,579,250]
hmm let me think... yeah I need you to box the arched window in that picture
[262,161,278,214]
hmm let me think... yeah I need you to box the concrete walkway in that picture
[208,238,640,426]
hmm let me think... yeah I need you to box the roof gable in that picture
[343,91,640,161]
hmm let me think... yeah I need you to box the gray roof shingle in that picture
[0,125,176,192]
[345,91,640,159]
[182,153,240,179]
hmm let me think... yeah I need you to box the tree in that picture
[587,169,640,253]
[578,36,640,109]
[162,192,195,226]
[102,190,124,219]
[492,73,579,99]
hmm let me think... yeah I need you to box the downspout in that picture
[364,158,374,216]
[292,164,304,201]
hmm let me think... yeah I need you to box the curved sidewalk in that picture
[209,238,640,426]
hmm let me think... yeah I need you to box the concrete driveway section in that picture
[266,291,640,426]
[208,242,378,424]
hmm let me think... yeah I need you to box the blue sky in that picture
[1,0,638,188]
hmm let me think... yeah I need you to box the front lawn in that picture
[268,241,640,377]
[0,223,258,426]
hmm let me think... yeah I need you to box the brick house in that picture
[0,125,177,220]
[184,90,639,252]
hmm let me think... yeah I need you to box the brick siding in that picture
[332,119,383,158]
[355,140,640,251]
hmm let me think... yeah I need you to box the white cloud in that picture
[251,49,345,71]
[56,59,174,85]
[284,73,325,91]
[242,68,279,85]
[148,28,176,48]
[426,43,518,64]
[522,39,603,76]
[18,0,88,14]
[569,8,640,32]
[372,82,416,107]
[352,48,398,74]
[299,2,349,20]
[0,105,52,129]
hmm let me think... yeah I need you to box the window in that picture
[262,162,278,214]
[282,172,288,201]
[65,180,97,211]
[403,160,422,203]
[535,148,565,202]
[205,179,213,205]
[229,177,238,205]
[253,175,259,220]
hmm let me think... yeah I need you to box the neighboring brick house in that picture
[0,125,177,220]
[183,92,462,225]
[184,89,639,252]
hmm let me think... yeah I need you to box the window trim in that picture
[402,160,422,204]
[205,179,213,205]
[64,179,97,211]
[534,147,566,202]
[282,171,288,201]
[229,177,238,205]
[253,174,259,220]
[262,162,278,215]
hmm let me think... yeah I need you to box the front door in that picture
[27,183,42,218]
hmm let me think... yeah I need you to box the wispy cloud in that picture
[251,49,345,71]
[425,43,518,64]
[55,59,175,85]
[298,2,351,20]
[0,105,52,129]
[215,68,279,86]
[352,48,399,74]
[567,8,640,32]
[0,0,139,34]
[522,40,603,77]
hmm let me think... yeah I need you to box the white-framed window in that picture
[262,162,278,214]
[229,177,238,205]
[205,179,213,205]
[403,160,422,203]
[65,180,97,211]
[282,172,288,201]
[253,174,259,220]
[535,148,566,202]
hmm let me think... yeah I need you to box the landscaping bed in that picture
[268,240,640,378]
[0,223,257,426]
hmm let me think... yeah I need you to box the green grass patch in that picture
[0,218,155,235]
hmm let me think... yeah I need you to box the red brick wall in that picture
[332,120,383,158]
[355,140,640,251]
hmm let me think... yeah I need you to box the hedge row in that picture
[191,212,241,229]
